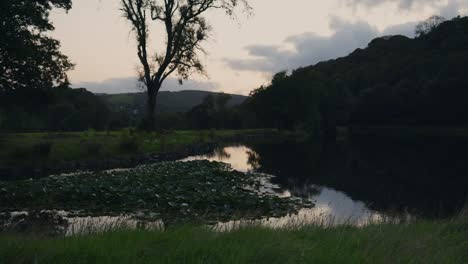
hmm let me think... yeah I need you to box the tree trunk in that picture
[147,95,156,130]
[146,83,160,130]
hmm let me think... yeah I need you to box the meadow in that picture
[0,129,279,167]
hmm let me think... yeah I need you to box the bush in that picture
[32,142,53,158]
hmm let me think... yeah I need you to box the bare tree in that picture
[121,0,250,129]
[415,15,446,37]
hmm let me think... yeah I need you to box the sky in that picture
[50,0,468,95]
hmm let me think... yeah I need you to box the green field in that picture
[1,218,467,264]
[0,129,277,167]
[3,126,467,167]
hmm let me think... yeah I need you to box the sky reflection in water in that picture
[182,145,387,227]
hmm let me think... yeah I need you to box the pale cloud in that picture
[381,21,418,36]
[224,18,385,73]
[347,0,446,9]
[346,0,467,16]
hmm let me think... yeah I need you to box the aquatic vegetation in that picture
[0,161,306,223]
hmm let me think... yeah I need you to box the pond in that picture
[3,137,468,234]
[182,137,468,227]
[181,145,386,227]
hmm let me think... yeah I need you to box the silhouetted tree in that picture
[121,0,250,129]
[187,93,238,129]
[415,15,445,36]
[271,70,288,85]
[0,0,74,93]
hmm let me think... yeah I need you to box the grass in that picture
[1,219,467,264]
[0,129,276,167]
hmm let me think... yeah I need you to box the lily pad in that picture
[0,161,308,224]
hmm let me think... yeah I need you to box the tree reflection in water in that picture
[186,136,468,222]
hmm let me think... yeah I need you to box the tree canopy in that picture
[0,0,74,93]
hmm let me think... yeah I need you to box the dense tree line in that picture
[0,88,250,132]
[246,16,468,134]
[0,86,110,131]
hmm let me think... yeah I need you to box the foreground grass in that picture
[0,129,276,167]
[1,219,467,264]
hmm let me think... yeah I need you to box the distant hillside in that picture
[98,90,247,114]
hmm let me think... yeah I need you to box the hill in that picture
[247,16,468,132]
[99,90,247,114]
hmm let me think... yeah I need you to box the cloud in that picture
[73,77,219,94]
[345,0,467,16]
[346,0,445,10]
[438,0,465,18]
[224,17,386,73]
[382,21,418,37]
[224,6,465,75]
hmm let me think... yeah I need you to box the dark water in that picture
[183,137,468,226]
[5,137,468,234]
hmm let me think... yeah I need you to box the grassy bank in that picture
[1,219,467,264]
[0,129,279,167]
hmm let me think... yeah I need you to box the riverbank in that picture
[1,218,467,264]
[0,129,301,180]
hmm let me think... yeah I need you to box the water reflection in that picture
[182,145,386,226]
[1,211,164,236]
[183,138,468,227]
[67,215,163,236]
[181,145,258,172]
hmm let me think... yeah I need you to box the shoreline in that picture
[0,129,298,180]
